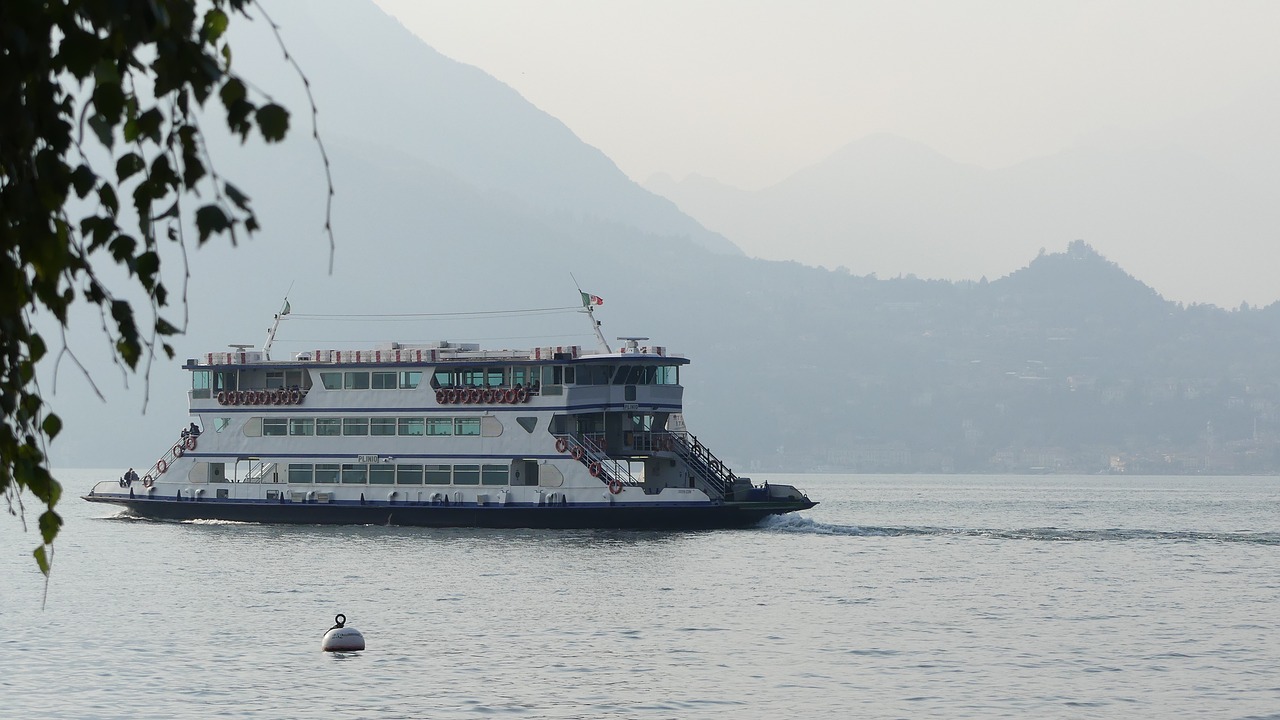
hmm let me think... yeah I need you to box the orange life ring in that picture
[555,437,569,453]
[216,391,227,404]
[589,462,601,477]
[482,389,494,404]
[227,391,238,405]
[185,435,197,451]
[608,479,623,494]
[257,390,268,404]
[143,475,153,488]
[247,391,257,405]
[468,388,480,403]
[435,389,445,404]
[289,388,301,404]
[516,388,529,403]
[270,390,282,405]
[157,458,168,474]
[173,442,185,458]
[502,389,515,403]
[570,446,584,461]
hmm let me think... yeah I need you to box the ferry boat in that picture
[84,301,815,528]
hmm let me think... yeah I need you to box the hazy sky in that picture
[372,0,1280,190]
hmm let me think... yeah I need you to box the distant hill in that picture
[645,132,1280,307]
[40,1,1280,476]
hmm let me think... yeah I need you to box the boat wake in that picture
[759,515,1280,544]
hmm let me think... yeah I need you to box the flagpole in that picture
[262,296,291,360]
[570,275,611,353]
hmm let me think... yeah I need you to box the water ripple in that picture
[761,514,1280,544]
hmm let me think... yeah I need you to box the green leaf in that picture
[33,547,51,577]
[116,153,146,182]
[88,113,115,150]
[204,9,230,43]
[224,181,250,210]
[195,205,231,243]
[98,184,119,215]
[38,511,63,546]
[135,251,160,281]
[42,414,63,440]
[256,104,290,142]
[71,165,97,198]
[219,77,246,108]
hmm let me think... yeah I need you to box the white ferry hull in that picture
[83,491,816,530]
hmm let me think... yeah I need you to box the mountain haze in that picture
[645,132,1280,307]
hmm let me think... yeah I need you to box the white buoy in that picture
[322,613,365,652]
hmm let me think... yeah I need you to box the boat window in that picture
[316,418,341,437]
[370,417,396,436]
[624,385,637,401]
[214,371,237,392]
[564,366,575,384]
[314,464,340,484]
[486,368,505,387]
[214,418,230,433]
[369,465,395,485]
[580,365,610,384]
[371,371,397,390]
[342,418,369,436]
[399,371,422,389]
[425,465,452,484]
[340,464,367,484]
[320,372,342,390]
[289,418,314,436]
[433,369,453,388]
[344,371,370,390]
[516,417,537,433]
[426,418,452,436]
[543,366,562,385]
[265,371,285,390]
[192,371,212,398]
[612,365,630,385]
[453,464,480,485]
[656,366,679,385]
[481,464,509,486]
[263,418,287,436]
[626,366,646,385]
[511,367,534,387]
[454,418,481,436]
[285,370,305,388]
[288,464,314,483]
[398,417,425,436]
[396,465,424,485]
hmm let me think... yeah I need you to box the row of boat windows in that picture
[316,365,679,390]
[193,363,680,397]
[319,371,422,390]
[264,416,480,437]
[193,370,311,396]
[287,462,510,485]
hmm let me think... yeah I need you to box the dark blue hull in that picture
[82,494,817,530]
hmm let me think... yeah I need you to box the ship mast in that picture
[584,303,611,354]
[262,297,291,360]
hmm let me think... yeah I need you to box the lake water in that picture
[4,471,1279,719]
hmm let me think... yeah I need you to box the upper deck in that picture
[184,341,688,371]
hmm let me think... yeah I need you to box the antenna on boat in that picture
[262,294,293,360]
[571,274,611,353]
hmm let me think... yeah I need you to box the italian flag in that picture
[580,292,604,307]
